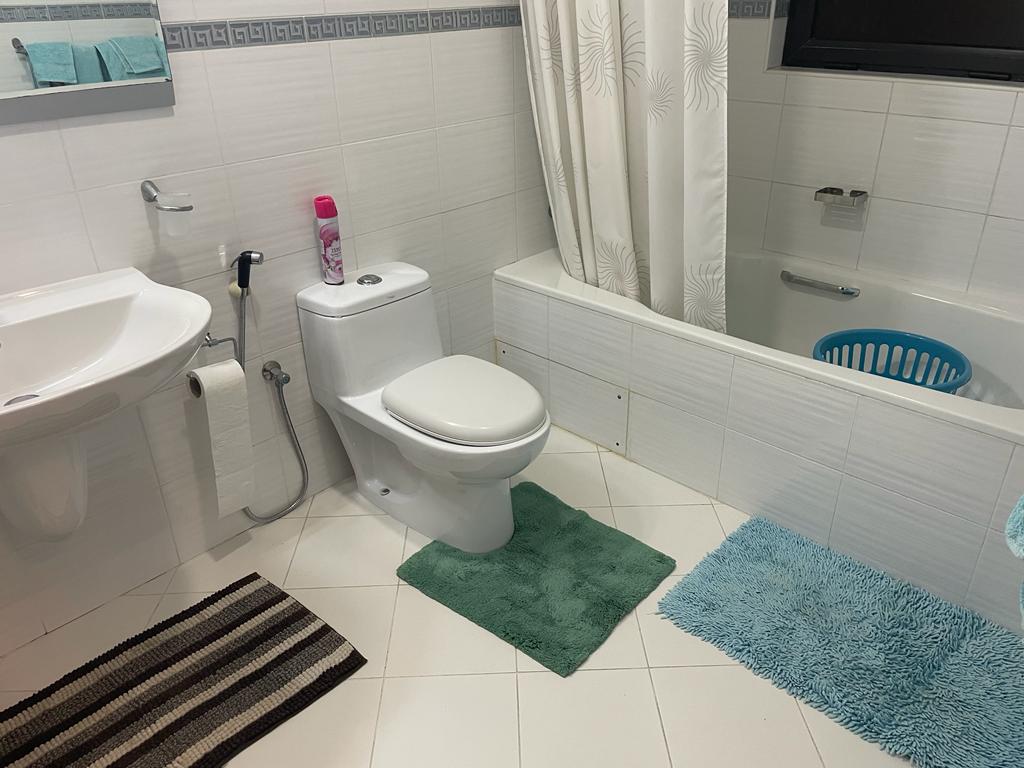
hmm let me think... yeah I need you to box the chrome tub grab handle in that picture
[780,270,860,298]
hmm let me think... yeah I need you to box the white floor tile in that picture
[228,678,382,768]
[514,452,610,507]
[148,592,213,627]
[581,507,615,527]
[518,669,671,768]
[401,527,432,561]
[126,570,174,596]
[515,611,647,672]
[286,515,406,588]
[166,519,305,593]
[543,426,598,454]
[386,586,516,677]
[799,702,910,767]
[652,666,823,768]
[636,577,738,668]
[0,596,160,691]
[600,452,709,506]
[713,500,750,535]
[290,586,398,679]
[613,505,724,574]
[0,691,31,709]
[372,674,519,768]
[308,479,383,517]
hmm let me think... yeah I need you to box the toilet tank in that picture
[296,262,444,399]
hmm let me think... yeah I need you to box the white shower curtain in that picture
[521,0,728,330]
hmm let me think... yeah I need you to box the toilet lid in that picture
[382,355,547,447]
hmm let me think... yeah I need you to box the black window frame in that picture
[782,0,1024,82]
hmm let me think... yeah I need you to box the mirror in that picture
[0,0,173,125]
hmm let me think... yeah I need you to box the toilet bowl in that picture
[297,262,550,553]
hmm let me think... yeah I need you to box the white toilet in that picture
[297,262,550,553]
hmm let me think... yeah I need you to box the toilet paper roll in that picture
[187,360,255,519]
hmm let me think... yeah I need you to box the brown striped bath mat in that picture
[0,573,366,768]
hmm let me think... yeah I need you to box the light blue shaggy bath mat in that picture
[659,518,1024,768]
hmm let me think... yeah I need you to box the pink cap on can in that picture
[314,195,337,219]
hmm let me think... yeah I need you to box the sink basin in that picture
[0,268,211,538]
[0,268,211,450]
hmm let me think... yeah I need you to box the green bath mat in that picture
[397,482,676,676]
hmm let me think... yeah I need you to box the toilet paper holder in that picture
[187,333,240,396]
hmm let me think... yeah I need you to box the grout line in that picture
[795,700,829,768]
[646,667,676,768]
[366,581,403,766]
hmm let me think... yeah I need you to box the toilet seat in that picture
[382,355,547,447]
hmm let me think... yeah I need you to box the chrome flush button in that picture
[357,274,382,285]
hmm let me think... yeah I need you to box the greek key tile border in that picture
[162,5,522,52]
[0,2,156,22]
[728,0,786,19]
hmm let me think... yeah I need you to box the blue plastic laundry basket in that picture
[812,328,972,394]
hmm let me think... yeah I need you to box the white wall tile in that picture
[0,193,96,295]
[188,0,324,15]
[354,215,444,279]
[433,288,452,355]
[859,198,984,291]
[1014,94,1024,127]
[889,82,1015,124]
[514,110,544,190]
[719,430,841,544]
[496,342,549,403]
[252,248,323,353]
[438,194,516,289]
[830,477,987,603]
[59,54,222,188]
[728,101,780,180]
[989,128,1024,221]
[493,281,548,356]
[515,185,557,259]
[992,445,1024,532]
[965,530,1024,632]
[157,0,195,21]
[548,299,632,387]
[0,122,73,206]
[80,167,236,286]
[330,36,435,144]
[627,394,724,497]
[228,148,349,261]
[845,399,1013,525]
[970,216,1024,298]
[432,27,514,126]
[281,412,353,498]
[773,106,884,190]
[726,177,770,254]
[728,358,857,469]
[437,116,515,211]
[448,275,495,353]
[630,326,733,423]
[205,44,340,164]
[342,130,440,236]
[728,19,785,104]
[874,115,1005,212]
[549,362,627,452]
[784,74,891,112]
[513,27,531,113]
[763,181,866,268]
[180,269,262,363]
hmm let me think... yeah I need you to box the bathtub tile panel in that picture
[627,394,724,497]
[859,199,984,292]
[549,362,627,453]
[728,358,857,469]
[845,399,1013,525]
[496,342,549,404]
[630,326,733,424]
[964,530,1024,633]
[493,282,548,357]
[548,299,632,387]
[992,445,1024,532]
[773,106,884,190]
[763,182,865,269]
[718,431,842,544]
[830,477,986,604]
[874,115,1005,213]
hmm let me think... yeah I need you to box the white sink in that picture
[0,269,212,538]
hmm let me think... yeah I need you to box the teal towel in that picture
[24,42,76,87]
[71,44,104,85]
[96,37,168,82]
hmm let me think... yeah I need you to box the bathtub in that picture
[493,249,1024,632]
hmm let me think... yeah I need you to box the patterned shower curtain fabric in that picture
[520,0,729,331]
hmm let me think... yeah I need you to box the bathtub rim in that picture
[495,249,1024,445]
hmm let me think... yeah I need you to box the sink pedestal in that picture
[0,433,87,539]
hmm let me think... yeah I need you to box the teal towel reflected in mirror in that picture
[96,36,169,82]
[24,42,76,87]
[71,44,104,85]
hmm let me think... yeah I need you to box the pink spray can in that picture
[314,195,345,284]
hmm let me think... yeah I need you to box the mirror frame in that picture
[0,76,174,125]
